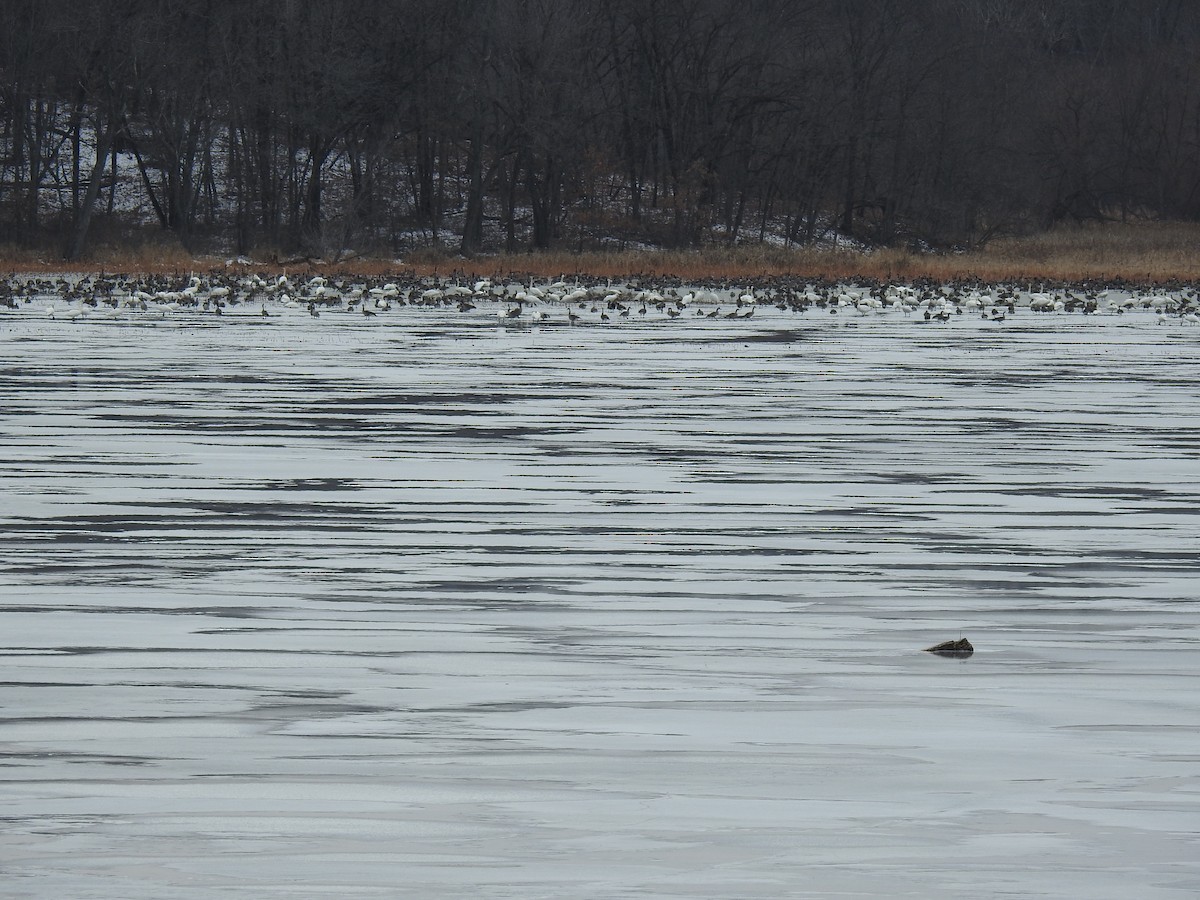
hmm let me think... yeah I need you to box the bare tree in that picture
[0,0,1197,259]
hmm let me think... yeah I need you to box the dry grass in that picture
[5,221,1200,284]
[0,231,199,275]
[959,221,1200,283]
[334,222,1200,283]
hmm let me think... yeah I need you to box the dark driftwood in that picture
[925,638,973,658]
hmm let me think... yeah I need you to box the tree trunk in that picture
[65,120,116,261]
[459,134,485,255]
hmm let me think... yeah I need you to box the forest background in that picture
[2,0,1198,278]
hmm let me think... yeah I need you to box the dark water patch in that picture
[0,457,178,469]
[0,751,154,766]
[687,328,816,345]
[414,576,585,594]
[237,702,387,720]
[327,391,531,407]
[0,605,263,618]
[48,645,548,659]
[1057,723,1198,732]
[1,561,170,576]
[177,502,391,520]
[165,500,393,518]
[252,477,362,491]
[0,714,220,724]
[90,411,583,441]
[428,701,580,714]
[475,523,874,539]
[990,484,1189,501]
[847,471,966,486]
[4,509,399,533]
[1083,548,1200,563]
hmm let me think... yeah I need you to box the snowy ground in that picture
[2,299,1199,898]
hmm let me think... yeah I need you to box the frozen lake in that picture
[2,303,1200,898]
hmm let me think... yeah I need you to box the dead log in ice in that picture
[924,638,973,658]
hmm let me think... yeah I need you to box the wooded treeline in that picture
[1,0,1198,260]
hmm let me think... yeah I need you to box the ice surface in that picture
[1,305,1199,898]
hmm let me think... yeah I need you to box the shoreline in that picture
[4,222,1200,287]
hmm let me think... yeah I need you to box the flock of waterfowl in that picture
[2,271,1200,326]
